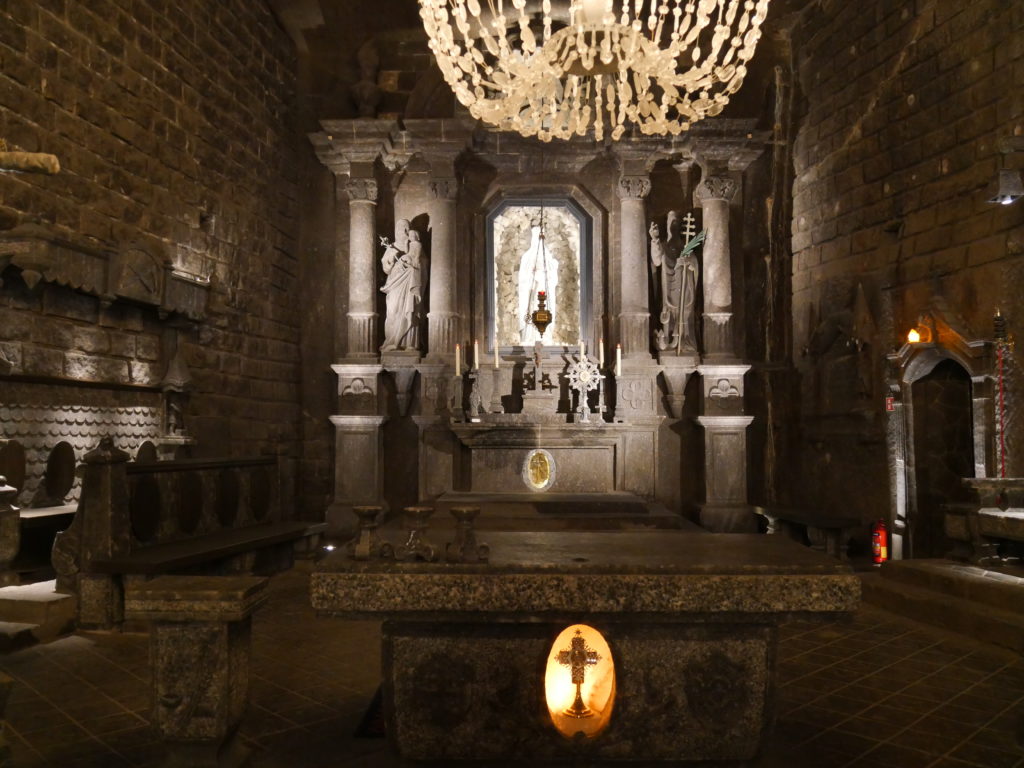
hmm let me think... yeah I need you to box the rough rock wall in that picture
[788,0,1024,522]
[0,1,301,462]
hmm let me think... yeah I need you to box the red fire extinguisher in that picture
[872,519,889,565]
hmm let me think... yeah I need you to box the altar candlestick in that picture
[615,344,622,377]
[599,338,605,368]
[474,339,480,370]
[455,343,461,376]
[579,339,585,360]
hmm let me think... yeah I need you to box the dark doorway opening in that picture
[910,359,974,558]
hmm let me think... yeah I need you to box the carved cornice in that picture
[346,178,379,202]
[310,118,398,176]
[616,175,651,200]
[0,228,208,321]
[695,176,738,203]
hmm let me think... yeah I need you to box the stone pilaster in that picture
[617,174,652,360]
[698,363,753,532]
[328,363,387,534]
[426,177,459,360]
[346,176,380,358]
[695,176,738,360]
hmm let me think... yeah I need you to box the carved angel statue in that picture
[380,219,424,352]
[650,212,705,354]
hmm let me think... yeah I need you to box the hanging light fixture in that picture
[419,0,771,142]
[528,203,553,336]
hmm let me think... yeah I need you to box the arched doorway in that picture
[909,359,974,558]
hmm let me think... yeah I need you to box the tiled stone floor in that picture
[1,568,1022,768]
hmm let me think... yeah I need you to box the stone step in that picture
[860,571,1024,654]
[0,621,40,654]
[426,493,700,532]
[878,559,1024,615]
[0,580,76,626]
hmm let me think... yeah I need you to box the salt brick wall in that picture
[789,0,1024,516]
[0,0,302,462]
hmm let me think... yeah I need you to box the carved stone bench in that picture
[753,506,860,560]
[53,438,324,628]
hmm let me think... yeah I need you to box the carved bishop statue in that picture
[650,211,703,354]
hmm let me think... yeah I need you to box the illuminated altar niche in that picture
[544,624,616,739]
[488,201,586,350]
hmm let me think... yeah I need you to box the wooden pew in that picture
[52,437,325,628]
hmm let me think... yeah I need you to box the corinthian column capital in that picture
[616,175,651,200]
[695,176,738,203]
[346,178,379,202]
[428,178,459,200]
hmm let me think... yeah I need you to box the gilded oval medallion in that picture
[522,448,555,492]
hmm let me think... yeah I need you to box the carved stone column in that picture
[695,176,738,360]
[617,174,652,359]
[346,176,380,358]
[427,177,459,359]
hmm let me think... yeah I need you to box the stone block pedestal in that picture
[697,415,756,532]
[125,576,268,768]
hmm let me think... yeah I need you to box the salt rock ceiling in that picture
[267,0,812,123]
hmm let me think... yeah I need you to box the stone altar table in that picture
[312,531,859,764]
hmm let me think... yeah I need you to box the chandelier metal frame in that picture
[419,0,771,142]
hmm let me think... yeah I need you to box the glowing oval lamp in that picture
[545,624,616,739]
[907,328,921,344]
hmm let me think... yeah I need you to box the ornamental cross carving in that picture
[555,629,601,718]
[621,379,651,410]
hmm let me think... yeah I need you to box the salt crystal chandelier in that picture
[419,0,771,142]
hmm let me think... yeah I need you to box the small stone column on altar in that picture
[695,175,739,359]
[346,175,380,357]
[616,174,653,359]
[426,175,459,359]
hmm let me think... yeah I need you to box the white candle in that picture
[579,338,585,360]
[493,343,499,369]
[615,344,622,377]
[455,343,461,376]
[599,338,605,368]
[474,339,480,370]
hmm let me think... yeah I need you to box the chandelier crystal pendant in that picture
[419,0,771,142]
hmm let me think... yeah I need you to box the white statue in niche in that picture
[380,219,423,352]
[517,225,560,345]
[493,205,581,348]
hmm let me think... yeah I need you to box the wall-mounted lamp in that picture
[989,169,1024,206]
[907,328,921,344]
[989,136,1024,206]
